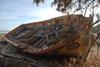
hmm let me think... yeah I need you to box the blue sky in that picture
[0,0,65,31]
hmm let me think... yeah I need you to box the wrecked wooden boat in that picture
[4,15,94,58]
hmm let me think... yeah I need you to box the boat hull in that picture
[4,15,93,58]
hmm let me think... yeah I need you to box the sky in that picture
[0,0,65,31]
[0,0,100,32]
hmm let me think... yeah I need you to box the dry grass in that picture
[85,46,100,67]
[85,55,100,67]
[0,34,5,40]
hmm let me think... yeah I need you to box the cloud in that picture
[32,7,65,20]
[0,0,65,31]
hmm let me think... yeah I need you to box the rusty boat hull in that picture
[4,15,93,58]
